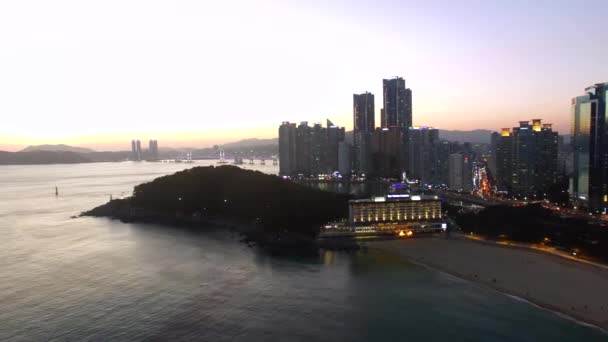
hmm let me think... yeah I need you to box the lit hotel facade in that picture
[349,194,442,225]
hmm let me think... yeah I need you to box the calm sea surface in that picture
[0,162,606,341]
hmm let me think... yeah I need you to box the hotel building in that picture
[349,194,442,226]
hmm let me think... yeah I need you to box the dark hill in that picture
[84,166,350,239]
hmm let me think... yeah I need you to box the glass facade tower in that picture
[571,83,608,213]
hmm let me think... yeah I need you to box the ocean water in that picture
[0,162,606,341]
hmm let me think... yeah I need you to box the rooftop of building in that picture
[585,82,608,91]
[350,194,440,204]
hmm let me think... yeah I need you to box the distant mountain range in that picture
[438,129,493,144]
[221,129,496,147]
[0,151,93,165]
[2,129,500,165]
[221,138,278,148]
[20,144,96,154]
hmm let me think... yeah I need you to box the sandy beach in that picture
[371,235,608,331]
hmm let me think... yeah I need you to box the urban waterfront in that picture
[0,162,606,341]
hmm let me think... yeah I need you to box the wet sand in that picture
[372,236,608,331]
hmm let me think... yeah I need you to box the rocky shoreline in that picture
[81,199,360,255]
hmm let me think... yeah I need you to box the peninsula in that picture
[82,165,350,253]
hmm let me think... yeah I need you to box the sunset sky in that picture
[1,0,607,151]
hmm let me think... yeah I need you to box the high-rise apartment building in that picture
[488,131,500,178]
[448,153,464,190]
[353,92,375,175]
[495,119,558,198]
[571,83,608,213]
[495,128,512,192]
[279,122,297,175]
[296,122,312,175]
[338,141,352,176]
[309,123,323,175]
[353,92,375,133]
[408,127,440,184]
[381,77,413,176]
[370,127,403,178]
[279,120,345,176]
[510,121,537,196]
[131,140,138,161]
[437,141,453,186]
[326,119,345,174]
[148,140,159,160]
[136,140,142,160]
[381,77,412,129]
[354,132,372,175]
[535,122,559,193]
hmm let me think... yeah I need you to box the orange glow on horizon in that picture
[0,127,278,152]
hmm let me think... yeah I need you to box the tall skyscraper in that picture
[495,128,512,192]
[408,127,440,184]
[437,141,455,185]
[131,139,142,161]
[353,92,375,133]
[382,77,412,129]
[148,140,159,160]
[448,153,464,190]
[279,119,345,176]
[571,94,591,203]
[279,122,297,175]
[353,92,375,175]
[370,127,403,178]
[510,121,536,196]
[131,140,137,161]
[495,119,558,198]
[354,132,372,175]
[325,119,345,174]
[571,83,608,214]
[382,77,413,175]
[535,122,559,193]
[296,122,312,175]
[488,131,500,178]
[310,123,326,175]
[338,141,352,176]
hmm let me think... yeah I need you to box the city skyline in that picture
[2,0,608,151]
[4,2,608,339]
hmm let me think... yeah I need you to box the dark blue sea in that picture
[0,162,606,341]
